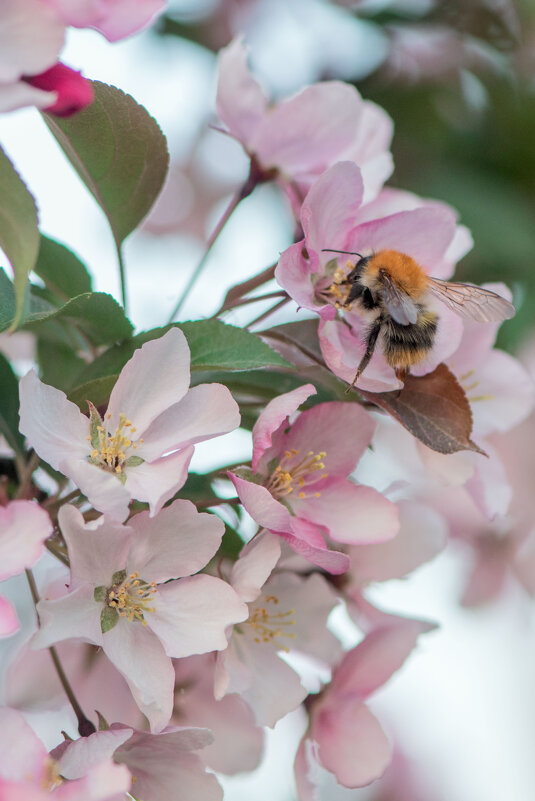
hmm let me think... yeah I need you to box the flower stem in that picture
[166,163,262,323]
[246,297,290,328]
[25,568,96,737]
[218,290,287,316]
[117,243,128,314]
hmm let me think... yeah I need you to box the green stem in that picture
[166,164,261,323]
[246,297,290,328]
[116,243,128,314]
[25,569,95,737]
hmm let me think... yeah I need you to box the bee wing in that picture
[427,277,515,323]
[380,272,419,325]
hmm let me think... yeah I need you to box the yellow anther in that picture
[266,447,329,499]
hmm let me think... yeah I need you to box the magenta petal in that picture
[333,620,434,699]
[252,83,365,174]
[285,518,350,575]
[275,241,329,313]
[315,701,391,788]
[301,161,364,256]
[252,384,316,472]
[0,595,19,638]
[292,482,399,545]
[216,38,267,145]
[229,474,294,533]
[283,401,376,478]
[347,206,457,269]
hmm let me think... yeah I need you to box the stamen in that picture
[106,571,157,625]
[88,411,141,476]
[267,449,328,499]
[245,594,296,652]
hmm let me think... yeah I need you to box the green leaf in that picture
[68,375,119,410]
[0,353,25,459]
[25,291,133,346]
[43,82,169,249]
[219,523,245,559]
[70,321,292,389]
[37,340,87,393]
[0,145,40,330]
[34,236,92,301]
[94,586,107,603]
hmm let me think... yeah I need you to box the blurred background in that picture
[2,1,535,799]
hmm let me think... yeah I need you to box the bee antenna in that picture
[321,249,364,258]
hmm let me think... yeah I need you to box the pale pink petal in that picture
[115,727,223,801]
[301,162,364,257]
[462,350,535,437]
[274,241,329,315]
[102,619,174,732]
[0,595,19,638]
[319,318,402,392]
[291,482,398,545]
[315,700,391,788]
[229,473,295,534]
[58,505,131,587]
[340,100,394,165]
[126,500,224,583]
[283,401,376,478]
[19,371,89,470]
[59,759,132,800]
[360,152,395,205]
[106,329,191,435]
[0,0,64,82]
[150,575,247,657]
[230,531,281,602]
[0,82,57,113]
[285,518,350,574]
[252,384,316,472]
[346,207,457,270]
[465,444,511,520]
[294,738,323,801]
[0,501,52,580]
[440,224,473,278]
[252,84,366,175]
[123,446,194,517]
[0,707,47,781]
[216,38,267,145]
[332,620,434,699]
[262,572,341,663]
[348,500,447,583]
[223,637,308,728]
[138,383,240,462]
[49,0,165,41]
[56,729,133,779]
[60,458,131,522]
[32,585,102,650]
[460,549,508,607]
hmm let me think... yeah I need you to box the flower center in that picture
[107,571,156,624]
[40,757,63,791]
[458,369,494,403]
[267,448,328,499]
[244,594,296,652]
[317,261,353,308]
[87,404,144,480]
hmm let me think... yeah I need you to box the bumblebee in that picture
[323,249,515,389]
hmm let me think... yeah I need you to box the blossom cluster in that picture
[0,13,534,801]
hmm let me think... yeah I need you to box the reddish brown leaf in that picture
[358,363,486,456]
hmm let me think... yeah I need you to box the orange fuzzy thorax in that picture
[366,250,429,299]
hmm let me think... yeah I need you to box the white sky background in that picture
[1,1,535,799]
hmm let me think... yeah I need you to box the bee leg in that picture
[345,322,381,394]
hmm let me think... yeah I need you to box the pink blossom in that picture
[0,707,131,801]
[229,385,398,573]
[47,0,166,42]
[295,619,433,797]
[275,162,469,391]
[0,0,164,114]
[214,532,343,727]
[19,328,240,522]
[445,283,535,438]
[0,501,52,638]
[51,723,223,801]
[31,502,248,731]
[173,654,264,775]
[216,38,393,209]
